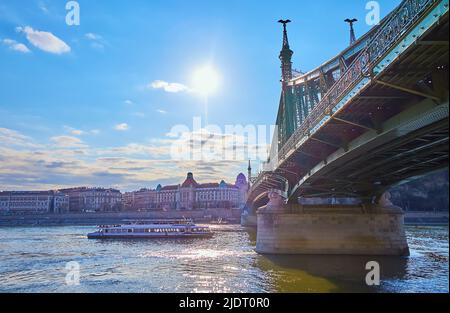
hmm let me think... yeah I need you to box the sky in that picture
[0,0,400,191]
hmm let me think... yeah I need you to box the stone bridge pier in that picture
[241,205,258,227]
[256,191,410,256]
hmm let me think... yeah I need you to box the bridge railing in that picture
[277,0,437,164]
[249,171,271,194]
[248,170,291,202]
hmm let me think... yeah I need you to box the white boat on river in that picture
[87,219,213,239]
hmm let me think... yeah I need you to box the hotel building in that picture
[124,172,249,211]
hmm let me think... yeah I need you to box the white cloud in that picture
[156,109,168,114]
[131,112,146,118]
[85,33,101,40]
[16,26,70,55]
[50,136,87,148]
[85,33,106,50]
[64,126,100,136]
[71,129,84,136]
[124,100,134,105]
[114,123,129,131]
[2,38,31,53]
[98,143,170,158]
[0,128,38,147]
[64,126,85,136]
[149,80,190,93]
[90,42,105,50]
[38,1,49,14]
[0,130,248,191]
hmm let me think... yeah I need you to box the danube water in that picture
[0,225,448,293]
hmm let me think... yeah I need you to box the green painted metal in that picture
[274,0,447,158]
[252,0,449,206]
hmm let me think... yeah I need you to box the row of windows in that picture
[196,194,238,201]
[1,197,51,201]
[156,193,239,201]
[0,198,67,202]
[104,228,188,233]
[3,202,49,207]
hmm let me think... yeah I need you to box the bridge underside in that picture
[293,106,449,201]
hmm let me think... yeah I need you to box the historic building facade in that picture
[0,191,69,214]
[58,187,122,213]
[124,172,249,211]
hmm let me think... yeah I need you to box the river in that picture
[0,225,447,293]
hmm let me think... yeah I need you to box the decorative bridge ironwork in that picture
[278,0,439,163]
[248,0,449,206]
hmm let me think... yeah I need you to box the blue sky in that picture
[0,0,400,191]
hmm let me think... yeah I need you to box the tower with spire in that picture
[278,19,294,86]
[247,160,252,189]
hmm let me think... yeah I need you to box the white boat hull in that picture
[87,232,214,239]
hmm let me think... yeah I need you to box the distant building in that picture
[124,172,249,211]
[123,188,157,211]
[58,187,122,213]
[0,191,69,214]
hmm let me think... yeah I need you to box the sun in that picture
[192,65,220,96]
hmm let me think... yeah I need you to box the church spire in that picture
[247,160,252,189]
[278,19,293,85]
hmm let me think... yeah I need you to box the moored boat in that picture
[87,219,213,239]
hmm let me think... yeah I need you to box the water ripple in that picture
[0,225,447,293]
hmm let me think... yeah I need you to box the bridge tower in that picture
[278,19,294,86]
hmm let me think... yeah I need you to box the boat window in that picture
[128,229,133,233]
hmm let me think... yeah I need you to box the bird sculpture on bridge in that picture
[344,18,358,45]
[278,19,291,25]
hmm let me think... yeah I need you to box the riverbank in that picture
[404,212,449,226]
[0,208,242,227]
[0,210,447,227]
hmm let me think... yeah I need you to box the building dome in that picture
[235,173,248,188]
[181,172,199,188]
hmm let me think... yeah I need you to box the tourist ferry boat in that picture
[87,219,213,239]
